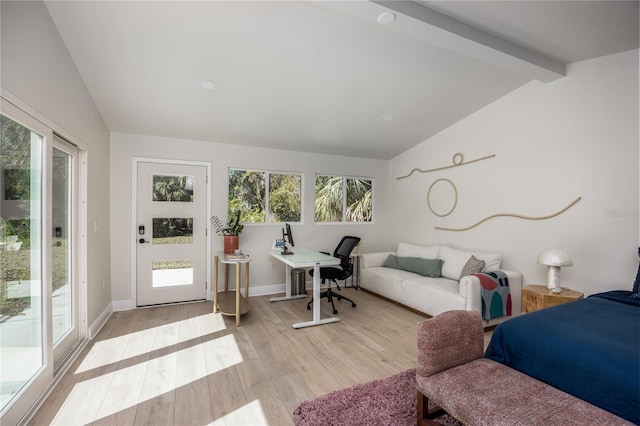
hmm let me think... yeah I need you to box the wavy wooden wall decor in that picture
[397,153,495,180]
[434,196,582,232]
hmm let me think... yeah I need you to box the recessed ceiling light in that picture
[201,79,217,90]
[380,113,396,122]
[377,12,396,25]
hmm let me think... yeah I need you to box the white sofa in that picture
[359,242,522,327]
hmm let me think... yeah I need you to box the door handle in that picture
[139,238,150,244]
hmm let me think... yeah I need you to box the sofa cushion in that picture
[439,246,501,280]
[383,255,443,277]
[396,242,440,259]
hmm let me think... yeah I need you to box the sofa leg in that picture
[417,390,444,426]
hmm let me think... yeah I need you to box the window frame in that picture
[227,167,303,224]
[314,174,374,224]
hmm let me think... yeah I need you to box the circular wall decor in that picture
[427,178,458,217]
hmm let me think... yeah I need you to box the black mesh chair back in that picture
[333,236,361,275]
[307,235,361,314]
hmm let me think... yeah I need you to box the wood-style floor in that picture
[30,289,491,425]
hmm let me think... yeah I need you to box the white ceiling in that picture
[45,1,639,160]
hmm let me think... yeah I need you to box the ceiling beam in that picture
[372,0,565,82]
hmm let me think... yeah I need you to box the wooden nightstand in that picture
[522,285,584,313]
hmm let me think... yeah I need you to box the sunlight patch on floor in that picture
[75,313,226,373]
[209,399,268,425]
[52,333,243,424]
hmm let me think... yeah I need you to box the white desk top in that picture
[269,247,339,268]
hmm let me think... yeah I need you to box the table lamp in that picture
[537,249,573,293]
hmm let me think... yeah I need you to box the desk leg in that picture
[292,263,340,329]
[213,255,219,313]
[269,263,306,302]
[235,262,241,327]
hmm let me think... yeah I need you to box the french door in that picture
[136,161,208,306]
[1,98,81,424]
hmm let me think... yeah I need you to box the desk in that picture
[213,251,251,326]
[269,248,340,329]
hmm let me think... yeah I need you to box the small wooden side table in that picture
[522,284,584,313]
[213,251,251,326]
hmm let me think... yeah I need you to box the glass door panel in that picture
[51,141,78,361]
[0,113,44,413]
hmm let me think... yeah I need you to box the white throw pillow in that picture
[396,242,440,259]
[439,246,502,280]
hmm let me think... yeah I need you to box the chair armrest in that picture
[416,310,484,378]
[359,251,395,269]
[460,270,522,316]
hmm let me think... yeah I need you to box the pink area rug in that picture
[293,369,460,426]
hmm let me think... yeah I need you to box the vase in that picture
[224,235,239,254]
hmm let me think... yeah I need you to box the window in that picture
[228,168,301,223]
[315,175,373,223]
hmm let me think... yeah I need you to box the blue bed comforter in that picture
[485,290,640,424]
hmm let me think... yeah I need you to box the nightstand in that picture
[522,284,584,313]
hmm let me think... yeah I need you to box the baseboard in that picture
[89,303,113,339]
[112,282,315,313]
[111,299,136,312]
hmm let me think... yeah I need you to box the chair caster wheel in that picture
[333,310,338,315]
[352,303,356,308]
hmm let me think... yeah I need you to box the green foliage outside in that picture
[269,173,301,222]
[314,176,372,222]
[228,169,302,223]
[314,176,343,222]
[152,175,194,202]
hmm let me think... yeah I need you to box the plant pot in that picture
[224,235,239,254]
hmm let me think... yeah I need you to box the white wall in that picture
[110,132,389,307]
[1,1,112,326]
[389,50,639,296]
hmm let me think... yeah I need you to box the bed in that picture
[485,290,640,424]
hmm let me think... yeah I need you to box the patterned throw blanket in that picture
[471,271,511,320]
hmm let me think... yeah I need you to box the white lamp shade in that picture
[537,249,573,292]
[537,249,573,267]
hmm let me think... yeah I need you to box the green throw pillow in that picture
[382,254,399,268]
[382,255,443,277]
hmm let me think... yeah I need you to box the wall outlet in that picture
[102,279,106,289]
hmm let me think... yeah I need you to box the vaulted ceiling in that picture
[45,1,639,159]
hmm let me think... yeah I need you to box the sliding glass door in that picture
[52,136,79,370]
[1,98,81,424]
[0,100,50,423]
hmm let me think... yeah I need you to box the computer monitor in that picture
[281,223,294,255]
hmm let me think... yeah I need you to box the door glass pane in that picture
[0,115,43,411]
[52,147,72,344]
[152,218,193,245]
[152,259,194,287]
[152,174,194,202]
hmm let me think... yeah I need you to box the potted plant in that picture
[211,211,244,253]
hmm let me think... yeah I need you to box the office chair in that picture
[307,236,361,315]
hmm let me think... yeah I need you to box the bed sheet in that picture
[485,290,640,424]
